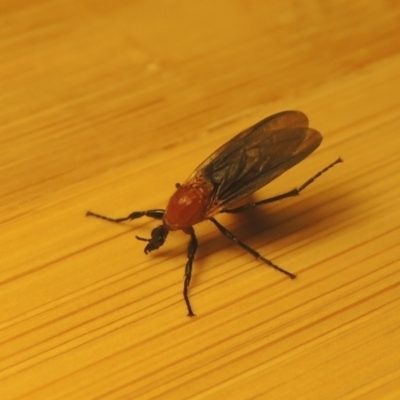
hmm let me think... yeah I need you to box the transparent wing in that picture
[187,111,322,216]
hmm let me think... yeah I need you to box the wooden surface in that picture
[1,1,400,399]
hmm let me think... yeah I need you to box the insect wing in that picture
[189,110,310,175]
[188,111,322,215]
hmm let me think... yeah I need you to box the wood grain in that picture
[1,1,400,399]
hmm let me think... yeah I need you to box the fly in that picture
[87,110,342,316]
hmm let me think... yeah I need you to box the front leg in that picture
[183,227,198,317]
[86,209,165,222]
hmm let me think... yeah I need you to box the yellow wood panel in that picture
[1,1,400,399]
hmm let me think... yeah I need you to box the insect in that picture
[87,110,342,316]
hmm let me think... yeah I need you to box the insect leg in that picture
[183,227,198,317]
[209,217,296,279]
[86,209,165,222]
[223,157,342,213]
